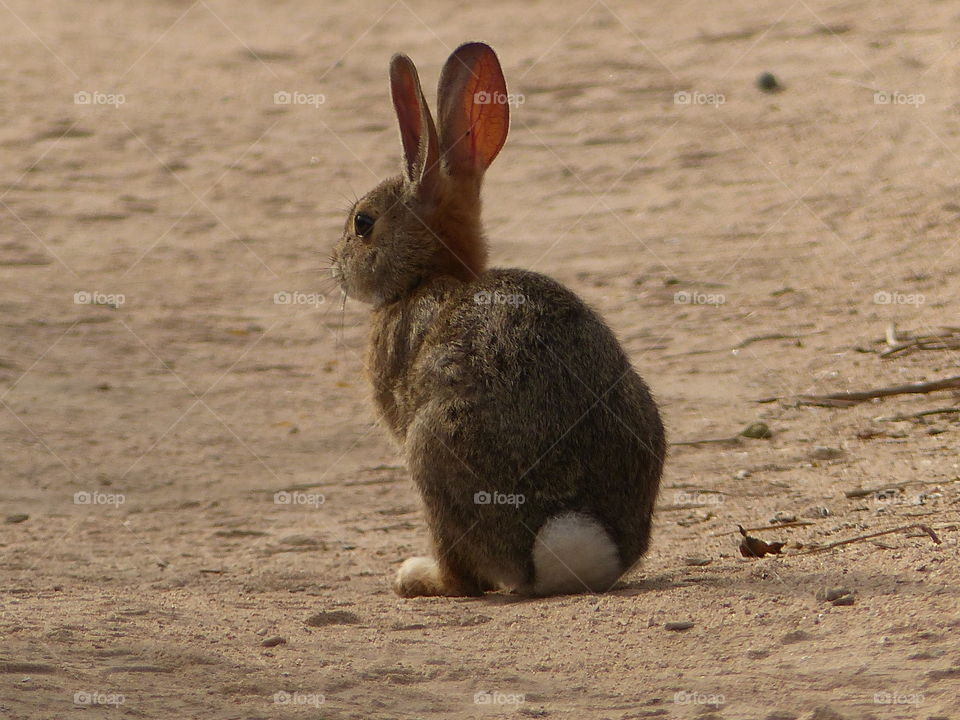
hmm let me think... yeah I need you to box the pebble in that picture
[815,587,853,603]
[4,514,29,524]
[683,556,712,566]
[810,446,845,461]
[831,595,856,606]
[756,71,782,93]
[780,630,811,644]
[261,636,286,648]
[802,506,832,518]
[741,421,773,439]
[664,621,695,631]
[769,511,797,524]
[305,610,360,627]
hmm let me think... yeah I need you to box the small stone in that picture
[810,446,844,461]
[831,595,855,606]
[908,649,945,660]
[756,72,782,93]
[735,469,751,480]
[4,514,29,524]
[769,511,797,524]
[802,506,831,518]
[664,621,694,631]
[741,422,773,439]
[747,649,770,659]
[683,556,712,566]
[261,636,286,648]
[815,587,852,602]
[305,610,360,627]
[780,630,811,644]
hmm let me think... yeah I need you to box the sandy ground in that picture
[2,1,960,718]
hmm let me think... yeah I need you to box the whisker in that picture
[291,267,335,275]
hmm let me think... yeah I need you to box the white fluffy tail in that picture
[530,512,622,595]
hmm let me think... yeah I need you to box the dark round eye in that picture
[354,212,375,238]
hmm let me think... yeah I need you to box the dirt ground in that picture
[2,1,960,718]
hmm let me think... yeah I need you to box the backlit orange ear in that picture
[436,42,510,180]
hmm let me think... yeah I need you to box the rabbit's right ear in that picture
[390,54,441,198]
[437,42,510,183]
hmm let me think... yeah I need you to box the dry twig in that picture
[794,375,960,406]
[793,523,941,555]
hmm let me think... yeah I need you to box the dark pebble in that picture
[757,72,781,92]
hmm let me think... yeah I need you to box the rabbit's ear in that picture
[390,53,440,196]
[437,42,509,181]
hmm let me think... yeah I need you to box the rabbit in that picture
[331,42,665,597]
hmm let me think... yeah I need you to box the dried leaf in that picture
[738,525,785,557]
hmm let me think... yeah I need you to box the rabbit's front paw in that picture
[393,556,444,597]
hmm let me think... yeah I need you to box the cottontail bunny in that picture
[332,42,665,596]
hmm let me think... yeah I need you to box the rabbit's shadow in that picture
[460,573,676,606]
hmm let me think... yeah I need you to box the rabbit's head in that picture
[332,43,510,306]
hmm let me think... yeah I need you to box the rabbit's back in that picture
[374,268,665,587]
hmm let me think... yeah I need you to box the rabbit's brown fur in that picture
[332,42,665,597]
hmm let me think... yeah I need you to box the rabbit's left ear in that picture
[390,53,441,197]
[437,42,510,182]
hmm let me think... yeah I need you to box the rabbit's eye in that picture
[354,212,375,238]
